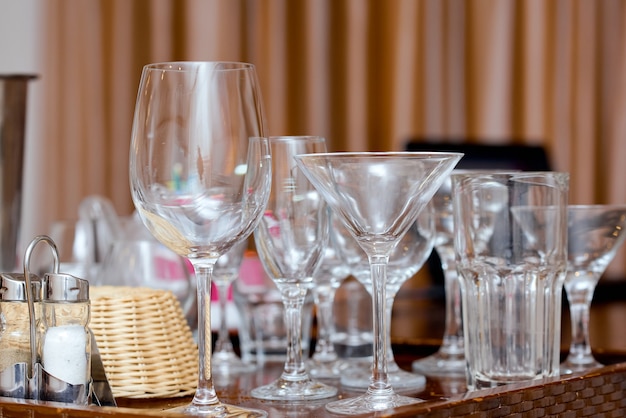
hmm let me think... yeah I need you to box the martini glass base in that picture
[212,351,256,376]
[411,350,466,377]
[325,390,423,415]
[340,366,426,392]
[250,377,338,401]
[560,357,604,375]
[307,358,350,379]
[169,402,267,417]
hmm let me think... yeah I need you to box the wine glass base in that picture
[307,358,349,379]
[250,377,338,401]
[212,351,256,376]
[560,357,604,375]
[340,366,426,391]
[169,402,267,417]
[325,391,423,415]
[411,350,466,377]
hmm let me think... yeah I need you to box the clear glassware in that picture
[340,203,435,390]
[211,239,255,376]
[307,212,352,379]
[294,152,462,414]
[251,136,338,401]
[561,204,626,374]
[129,61,271,417]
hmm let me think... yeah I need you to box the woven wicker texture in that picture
[90,286,198,399]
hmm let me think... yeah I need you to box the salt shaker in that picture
[0,274,40,398]
[39,272,91,404]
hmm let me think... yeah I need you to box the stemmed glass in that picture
[212,239,255,376]
[129,62,271,416]
[561,204,626,374]
[307,212,352,379]
[294,152,462,414]
[340,204,435,390]
[251,136,338,401]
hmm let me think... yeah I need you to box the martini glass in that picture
[211,239,256,376]
[561,204,626,374]
[129,62,270,417]
[294,152,462,414]
[307,212,352,379]
[251,136,338,401]
[340,203,435,391]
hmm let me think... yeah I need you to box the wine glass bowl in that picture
[561,204,626,374]
[129,61,270,416]
[294,152,462,414]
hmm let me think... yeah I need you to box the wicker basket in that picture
[89,286,198,399]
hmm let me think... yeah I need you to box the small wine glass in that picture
[561,204,626,374]
[307,211,352,379]
[129,61,271,417]
[294,151,462,414]
[340,203,435,391]
[211,239,255,376]
[251,136,338,401]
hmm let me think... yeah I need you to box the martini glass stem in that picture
[281,286,308,380]
[214,281,235,355]
[312,286,339,362]
[566,277,597,365]
[369,255,391,394]
[439,247,464,354]
[190,262,220,408]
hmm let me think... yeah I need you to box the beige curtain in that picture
[25,0,626,276]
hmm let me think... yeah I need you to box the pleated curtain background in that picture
[23,0,626,276]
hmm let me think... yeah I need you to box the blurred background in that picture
[2,0,626,279]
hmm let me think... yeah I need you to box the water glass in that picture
[452,171,569,390]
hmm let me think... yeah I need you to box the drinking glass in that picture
[129,61,271,416]
[294,152,462,414]
[340,203,435,390]
[251,136,337,401]
[561,204,626,374]
[211,239,255,376]
[307,212,352,379]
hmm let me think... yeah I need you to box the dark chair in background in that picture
[404,140,552,287]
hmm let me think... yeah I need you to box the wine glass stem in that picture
[214,281,235,354]
[281,286,308,379]
[312,285,338,361]
[192,263,220,406]
[439,246,464,353]
[384,289,400,371]
[368,255,392,393]
[566,284,595,363]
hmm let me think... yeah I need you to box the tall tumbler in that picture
[452,171,569,390]
[0,75,36,272]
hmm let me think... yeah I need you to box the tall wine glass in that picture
[340,204,435,390]
[294,152,462,414]
[212,239,255,376]
[129,62,271,416]
[251,136,338,401]
[307,212,352,379]
[561,204,626,374]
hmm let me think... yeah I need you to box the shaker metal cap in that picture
[42,273,89,302]
[0,273,40,302]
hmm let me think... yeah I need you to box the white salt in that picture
[42,324,87,385]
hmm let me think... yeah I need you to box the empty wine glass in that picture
[561,204,626,374]
[251,136,338,401]
[294,152,462,414]
[307,212,352,379]
[340,203,435,391]
[129,62,271,416]
[211,239,255,376]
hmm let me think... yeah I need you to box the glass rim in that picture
[269,135,325,143]
[451,170,569,178]
[142,61,256,72]
[293,151,463,159]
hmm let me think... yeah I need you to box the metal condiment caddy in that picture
[0,235,92,405]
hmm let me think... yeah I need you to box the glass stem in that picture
[214,280,235,355]
[439,246,464,354]
[312,284,339,362]
[566,279,596,364]
[368,254,392,395]
[384,288,399,371]
[191,263,220,407]
[280,285,308,381]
